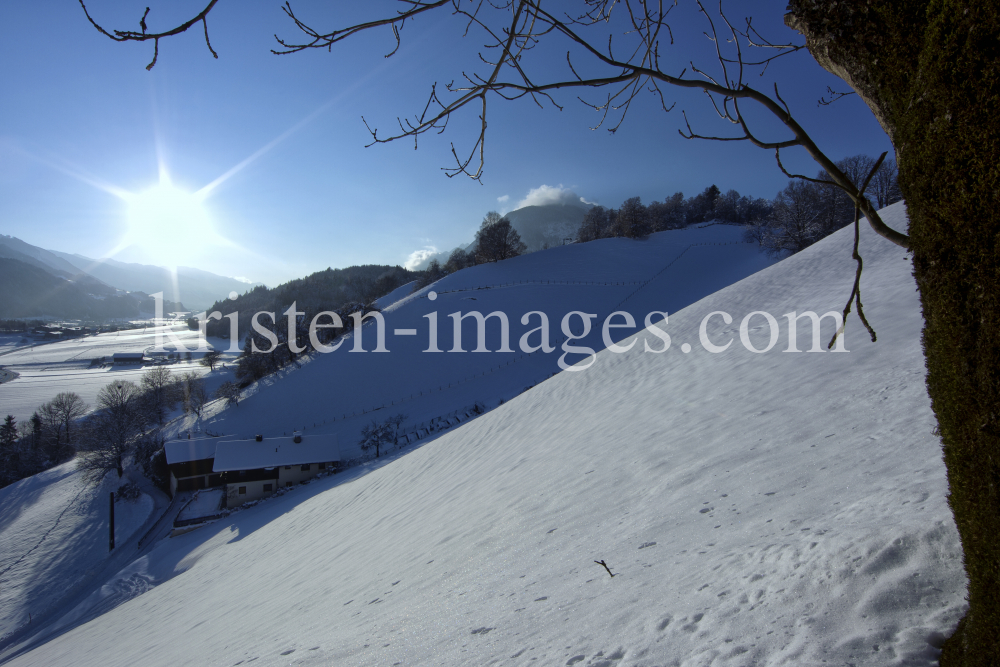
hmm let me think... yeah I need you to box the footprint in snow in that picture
[681,613,704,632]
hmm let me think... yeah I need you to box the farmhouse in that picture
[213,434,340,508]
[164,438,222,495]
[163,433,341,508]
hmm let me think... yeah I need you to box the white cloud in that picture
[580,196,599,206]
[497,194,510,203]
[516,184,588,209]
[231,276,254,284]
[404,246,439,270]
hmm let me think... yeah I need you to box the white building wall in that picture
[225,479,278,508]
[277,462,335,487]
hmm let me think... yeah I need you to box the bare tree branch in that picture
[828,151,887,350]
[80,0,910,247]
[78,0,220,70]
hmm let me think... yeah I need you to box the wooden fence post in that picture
[109,492,115,551]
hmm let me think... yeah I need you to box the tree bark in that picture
[786,2,1000,664]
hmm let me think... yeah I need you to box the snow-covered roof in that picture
[165,439,220,465]
[212,434,340,472]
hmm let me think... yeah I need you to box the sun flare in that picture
[127,181,210,237]
[121,177,215,264]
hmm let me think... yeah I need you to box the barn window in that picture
[238,486,246,495]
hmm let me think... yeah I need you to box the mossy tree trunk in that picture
[787,2,1000,664]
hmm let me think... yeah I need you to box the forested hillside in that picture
[201,264,415,341]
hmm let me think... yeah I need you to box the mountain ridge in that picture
[0,235,260,312]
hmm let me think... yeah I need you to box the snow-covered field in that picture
[0,323,231,424]
[0,334,33,358]
[0,203,968,666]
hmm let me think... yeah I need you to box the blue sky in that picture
[0,1,894,287]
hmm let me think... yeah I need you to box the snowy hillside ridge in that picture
[0,202,969,667]
[178,223,777,451]
[374,280,416,309]
[408,200,591,269]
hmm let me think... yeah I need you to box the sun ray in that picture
[197,97,340,198]
[9,142,132,200]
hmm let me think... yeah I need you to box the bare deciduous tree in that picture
[444,247,471,273]
[178,372,209,417]
[358,413,407,459]
[78,380,145,483]
[200,349,223,371]
[474,213,526,263]
[868,159,902,209]
[48,391,89,444]
[215,381,240,407]
[834,154,877,191]
[140,365,175,425]
[37,400,64,447]
[744,168,855,258]
[576,205,612,242]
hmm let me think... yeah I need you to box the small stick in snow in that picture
[595,559,615,577]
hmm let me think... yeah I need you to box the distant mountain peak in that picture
[502,202,590,251]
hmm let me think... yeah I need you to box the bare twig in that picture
[595,559,616,577]
[818,85,856,106]
[828,151,887,349]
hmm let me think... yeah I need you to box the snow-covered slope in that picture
[0,462,153,643]
[374,280,417,309]
[1,202,968,666]
[190,223,775,455]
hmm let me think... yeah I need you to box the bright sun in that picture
[123,179,213,261]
